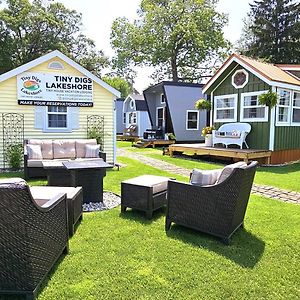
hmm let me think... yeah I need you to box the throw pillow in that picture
[216,161,247,184]
[27,144,42,160]
[190,169,222,186]
[85,144,100,158]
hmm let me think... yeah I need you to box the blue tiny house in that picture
[123,94,151,137]
[115,98,125,134]
[143,81,207,142]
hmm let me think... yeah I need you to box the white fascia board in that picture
[0,50,121,97]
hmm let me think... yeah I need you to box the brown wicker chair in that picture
[0,178,69,300]
[165,161,258,244]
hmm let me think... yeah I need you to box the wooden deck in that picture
[116,135,141,142]
[169,143,272,164]
[134,139,176,148]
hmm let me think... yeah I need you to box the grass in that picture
[117,141,300,192]
[1,148,300,299]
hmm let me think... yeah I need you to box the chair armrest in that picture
[99,151,106,162]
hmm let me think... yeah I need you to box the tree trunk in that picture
[171,56,178,82]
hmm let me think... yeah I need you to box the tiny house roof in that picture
[0,50,121,97]
[124,94,148,111]
[203,53,300,94]
[144,81,203,93]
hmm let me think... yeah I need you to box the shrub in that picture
[7,143,23,169]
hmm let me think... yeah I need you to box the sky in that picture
[17,0,253,92]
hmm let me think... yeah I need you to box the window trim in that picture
[161,93,166,104]
[276,89,292,126]
[129,112,137,125]
[186,110,199,130]
[231,69,249,89]
[240,90,269,122]
[156,107,165,127]
[291,91,300,126]
[214,94,238,123]
[130,99,135,109]
[123,112,126,124]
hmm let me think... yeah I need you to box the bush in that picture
[7,143,23,169]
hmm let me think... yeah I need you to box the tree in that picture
[111,0,230,82]
[102,76,133,98]
[238,0,300,63]
[0,0,109,75]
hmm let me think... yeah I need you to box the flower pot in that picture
[204,134,212,147]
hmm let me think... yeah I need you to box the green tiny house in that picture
[203,54,300,164]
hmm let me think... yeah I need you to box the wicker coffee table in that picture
[121,175,172,219]
[42,161,71,186]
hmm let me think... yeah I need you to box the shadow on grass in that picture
[119,207,167,224]
[257,163,300,175]
[166,224,265,269]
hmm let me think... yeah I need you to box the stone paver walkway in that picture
[118,148,300,205]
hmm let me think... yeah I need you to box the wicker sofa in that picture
[165,161,258,244]
[24,139,106,179]
[0,178,69,300]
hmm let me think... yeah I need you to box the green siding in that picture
[213,65,271,150]
[274,126,300,150]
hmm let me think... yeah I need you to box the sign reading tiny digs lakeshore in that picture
[17,72,93,107]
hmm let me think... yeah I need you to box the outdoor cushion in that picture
[85,144,100,158]
[215,131,241,138]
[190,169,222,186]
[27,159,70,168]
[216,161,247,184]
[53,140,76,159]
[75,139,97,158]
[27,144,42,160]
[28,139,53,159]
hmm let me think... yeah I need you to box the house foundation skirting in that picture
[270,149,300,165]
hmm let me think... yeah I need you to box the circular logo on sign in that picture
[23,80,40,91]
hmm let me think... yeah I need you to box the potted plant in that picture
[202,126,214,147]
[195,98,211,111]
[167,133,176,140]
[258,91,278,108]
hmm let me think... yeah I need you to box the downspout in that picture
[269,86,276,151]
[210,92,213,127]
[113,98,117,164]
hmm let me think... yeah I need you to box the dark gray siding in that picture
[116,99,125,134]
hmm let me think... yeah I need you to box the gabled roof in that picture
[130,94,144,101]
[0,50,121,97]
[203,53,300,94]
[144,81,203,93]
[124,94,148,111]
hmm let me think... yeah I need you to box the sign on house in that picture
[17,72,93,107]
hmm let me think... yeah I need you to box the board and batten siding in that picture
[0,57,115,168]
[213,67,271,150]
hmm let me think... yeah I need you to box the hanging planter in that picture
[195,98,211,111]
[258,91,278,108]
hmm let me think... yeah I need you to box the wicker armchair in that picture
[0,178,69,300]
[165,161,258,244]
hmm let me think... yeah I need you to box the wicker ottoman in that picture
[121,175,171,219]
[30,186,83,236]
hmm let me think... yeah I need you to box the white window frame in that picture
[240,91,269,122]
[129,112,137,125]
[130,99,135,109]
[276,89,292,126]
[291,91,300,126]
[46,106,69,131]
[231,69,249,89]
[156,107,165,127]
[214,94,238,123]
[161,93,165,104]
[123,112,126,124]
[186,110,199,130]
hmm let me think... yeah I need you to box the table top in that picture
[63,159,113,170]
[122,175,172,187]
[42,161,66,169]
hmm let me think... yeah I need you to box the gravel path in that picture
[118,148,300,205]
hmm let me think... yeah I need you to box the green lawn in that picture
[1,152,300,299]
[117,142,300,192]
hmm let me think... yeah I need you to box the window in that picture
[277,89,291,124]
[129,112,137,124]
[123,113,126,124]
[161,94,165,104]
[47,106,67,128]
[186,111,199,130]
[241,91,268,122]
[156,107,164,127]
[232,69,249,89]
[130,99,135,109]
[292,92,300,124]
[214,94,237,122]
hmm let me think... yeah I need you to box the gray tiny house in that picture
[115,98,125,134]
[123,94,151,137]
[143,81,207,142]
[203,53,300,164]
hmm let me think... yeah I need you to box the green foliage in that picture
[111,0,230,82]
[0,0,109,75]
[195,98,211,111]
[238,0,300,63]
[102,76,133,98]
[202,126,214,136]
[167,132,176,140]
[87,127,104,150]
[258,91,279,108]
[7,143,23,169]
